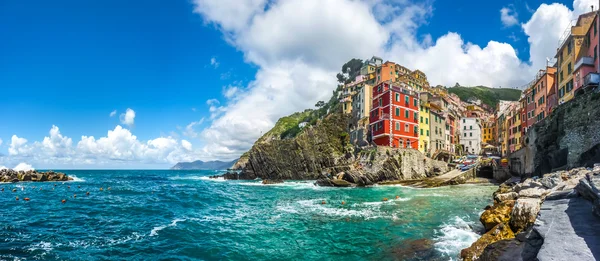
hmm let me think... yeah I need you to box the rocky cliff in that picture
[518,91,600,176]
[226,112,448,185]
[0,169,72,183]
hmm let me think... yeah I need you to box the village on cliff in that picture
[338,10,599,165]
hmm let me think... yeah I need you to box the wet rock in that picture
[518,187,548,198]
[461,223,515,261]
[480,200,515,231]
[510,198,542,233]
[261,179,283,185]
[330,179,354,187]
[391,238,436,260]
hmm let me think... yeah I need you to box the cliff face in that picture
[517,92,600,176]
[237,113,352,180]
[231,113,449,184]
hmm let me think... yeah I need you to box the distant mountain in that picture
[170,160,237,170]
[447,85,522,108]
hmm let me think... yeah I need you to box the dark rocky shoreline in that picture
[0,169,73,183]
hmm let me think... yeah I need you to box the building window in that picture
[420,129,423,135]
[396,107,400,116]
[470,126,473,130]
[405,124,409,132]
[407,140,411,148]
[427,130,430,136]
[425,118,428,124]
[420,116,423,123]
[378,86,382,93]
[414,98,418,107]
[396,93,400,102]
[405,96,409,104]
[396,122,400,130]
[414,126,418,134]
[568,41,573,54]
[463,119,465,123]
[595,45,598,61]
[470,133,473,137]
[399,139,403,148]
[414,112,418,121]
[567,63,572,74]
[464,133,467,137]
[405,110,409,119]
[464,126,466,130]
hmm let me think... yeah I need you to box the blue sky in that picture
[0,0,591,169]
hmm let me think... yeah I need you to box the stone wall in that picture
[510,91,600,177]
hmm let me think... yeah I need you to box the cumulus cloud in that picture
[109,110,117,117]
[181,140,193,151]
[1,125,196,168]
[183,118,205,138]
[119,108,135,126]
[500,6,519,27]
[13,163,34,171]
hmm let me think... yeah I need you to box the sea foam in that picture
[433,216,480,260]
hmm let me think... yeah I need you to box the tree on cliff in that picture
[336,58,363,84]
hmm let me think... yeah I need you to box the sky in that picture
[0,0,596,169]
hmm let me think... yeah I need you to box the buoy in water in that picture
[1,188,4,192]
[107,187,111,190]
[341,201,345,205]
[67,186,70,189]
[61,199,66,204]
[396,196,399,199]
[15,196,19,201]
[383,198,389,201]
[78,186,81,188]
[12,188,16,192]
[24,198,30,201]
[73,194,77,198]
[321,201,326,205]
[100,188,104,191]
[86,192,90,196]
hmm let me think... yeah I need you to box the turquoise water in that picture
[0,170,495,260]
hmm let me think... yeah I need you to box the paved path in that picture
[536,197,600,261]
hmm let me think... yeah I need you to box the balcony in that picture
[584,73,600,88]
[574,56,594,71]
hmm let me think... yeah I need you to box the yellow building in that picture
[555,12,596,104]
[419,92,432,155]
[513,112,522,151]
[482,119,495,144]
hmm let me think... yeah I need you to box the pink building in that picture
[574,13,599,93]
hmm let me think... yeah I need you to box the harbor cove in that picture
[3,0,600,260]
[1,170,496,260]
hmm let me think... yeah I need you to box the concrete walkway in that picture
[536,197,600,261]
[430,169,462,182]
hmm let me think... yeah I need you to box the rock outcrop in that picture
[462,167,600,260]
[225,113,449,186]
[0,169,72,183]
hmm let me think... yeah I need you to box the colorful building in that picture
[418,92,432,154]
[370,82,420,149]
[482,118,495,144]
[555,11,596,104]
[429,105,446,154]
[574,13,600,94]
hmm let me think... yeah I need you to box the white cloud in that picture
[0,166,6,170]
[222,85,240,99]
[500,6,519,27]
[1,125,197,168]
[181,140,193,151]
[119,108,136,126]
[183,118,205,138]
[9,135,29,156]
[0,138,3,146]
[210,57,219,68]
[13,163,34,171]
[109,110,117,117]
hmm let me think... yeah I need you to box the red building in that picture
[370,82,420,149]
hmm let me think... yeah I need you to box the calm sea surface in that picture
[0,170,495,261]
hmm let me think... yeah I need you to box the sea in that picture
[0,170,496,261]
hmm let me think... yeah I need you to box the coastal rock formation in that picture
[0,169,72,183]
[226,113,449,186]
[463,167,600,260]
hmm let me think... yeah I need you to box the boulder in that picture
[36,174,48,182]
[513,179,544,193]
[460,223,515,261]
[479,227,543,261]
[539,173,562,189]
[518,187,548,198]
[315,178,333,187]
[494,192,518,202]
[510,198,542,233]
[330,179,354,187]
[480,200,515,231]
[22,173,32,181]
[575,173,600,217]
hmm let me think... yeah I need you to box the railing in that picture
[584,73,600,87]
[574,56,594,71]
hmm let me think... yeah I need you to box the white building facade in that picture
[460,117,482,155]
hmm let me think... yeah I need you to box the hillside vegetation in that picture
[447,86,521,108]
